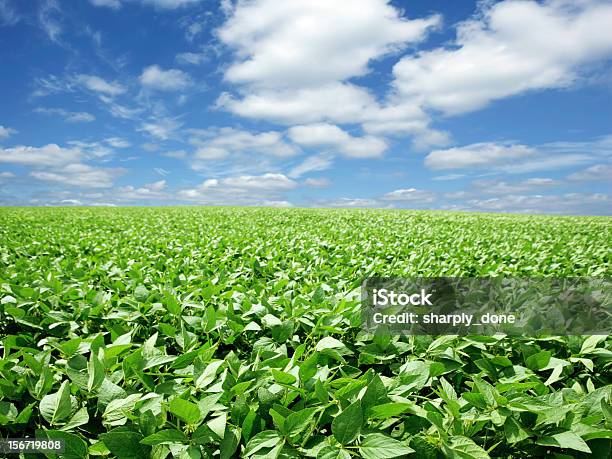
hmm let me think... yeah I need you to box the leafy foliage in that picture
[0,207,610,458]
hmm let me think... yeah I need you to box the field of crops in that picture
[0,207,610,458]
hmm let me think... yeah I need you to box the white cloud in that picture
[89,0,121,9]
[76,74,126,96]
[154,167,170,176]
[392,0,612,115]
[381,188,436,203]
[31,163,124,188]
[0,125,17,140]
[426,143,536,170]
[176,52,207,65]
[139,118,182,140]
[140,0,201,8]
[304,177,329,187]
[0,0,20,26]
[90,0,201,9]
[425,141,598,173]
[162,150,187,158]
[317,197,380,208]
[35,107,95,123]
[471,178,559,195]
[219,0,439,88]
[216,0,440,139]
[178,172,297,205]
[145,179,166,191]
[105,137,131,148]
[0,144,82,166]
[140,65,192,91]
[217,83,381,126]
[220,173,297,190]
[460,193,610,215]
[568,164,612,181]
[98,96,143,119]
[289,123,387,158]
[38,0,62,43]
[67,112,96,122]
[0,171,15,178]
[66,140,113,158]
[59,199,83,205]
[288,154,333,178]
[191,127,299,160]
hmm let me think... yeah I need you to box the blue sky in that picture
[0,0,611,214]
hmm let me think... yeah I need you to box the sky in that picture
[0,0,611,214]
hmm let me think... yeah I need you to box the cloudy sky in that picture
[0,0,611,214]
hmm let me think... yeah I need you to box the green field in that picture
[0,207,611,458]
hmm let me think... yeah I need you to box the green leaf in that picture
[284,407,318,438]
[36,429,88,459]
[359,433,414,459]
[332,400,363,445]
[87,348,105,392]
[220,425,240,459]
[244,430,282,456]
[40,381,74,425]
[525,350,551,371]
[100,431,151,459]
[503,417,529,444]
[59,407,89,432]
[271,368,296,385]
[369,402,412,419]
[317,445,351,459]
[580,335,606,354]
[168,397,201,425]
[141,429,187,445]
[536,431,592,453]
[443,436,490,459]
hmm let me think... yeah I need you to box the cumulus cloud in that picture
[288,154,333,178]
[392,0,612,115]
[471,178,559,195]
[140,0,201,8]
[89,0,121,9]
[178,172,297,205]
[0,125,17,140]
[381,188,437,203]
[217,83,380,126]
[115,180,168,200]
[0,144,82,166]
[104,137,131,148]
[219,173,297,190]
[316,197,380,208]
[288,123,387,158]
[34,107,95,123]
[90,0,201,9]
[176,52,207,65]
[425,143,536,170]
[38,0,62,43]
[458,193,610,216]
[424,140,599,173]
[568,164,612,181]
[140,65,192,91]
[304,177,329,187]
[190,127,299,161]
[139,118,182,140]
[216,0,441,140]
[30,163,124,188]
[219,0,439,88]
[76,74,126,96]
[0,0,20,26]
